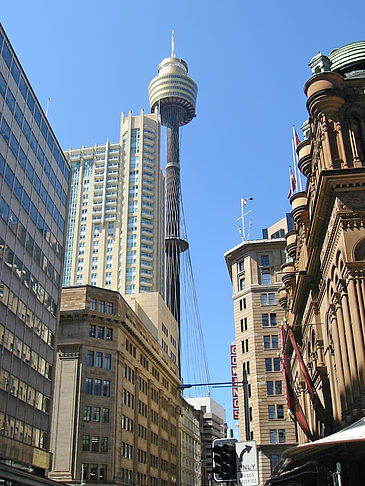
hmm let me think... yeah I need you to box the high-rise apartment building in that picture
[225,217,297,485]
[49,285,180,486]
[0,24,70,482]
[63,109,164,297]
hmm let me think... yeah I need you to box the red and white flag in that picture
[287,166,297,199]
[293,126,300,147]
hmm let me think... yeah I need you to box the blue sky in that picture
[2,0,365,431]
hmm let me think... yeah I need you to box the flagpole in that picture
[241,197,245,241]
[292,125,303,192]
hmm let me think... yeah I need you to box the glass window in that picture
[22,191,30,213]
[0,198,9,223]
[14,103,23,127]
[265,358,272,372]
[101,437,108,453]
[104,354,111,370]
[269,293,275,305]
[267,381,274,395]
[0,72,6,97]
[95,352,103,368]
[278,429,286,443]
[275,381,282,395]
[84,406,91,422]
[262,272,271,285]
[89,324,96,337]
[2,41,12,67]
[270,313,277,326]
[270,454,280,472]
[98,327,104,339]
[85,378,93,394]
[0,118,10,142]
[5,166,14,189]
[239,277,245,290]
[274,357,281,371]
[103,380,110,397]
[90,299,96,311]
[94,379,102,396]
[102,408,109,423]
[87,350,94,367]
[261,294,267,306]
[106,302,113,314]
[268,405,275,420]
[98,300,105,313]
[93,407,100,422]
[262,314,269,327]
[272,335,279,349]
[6,88,15,113]
[261,255,269,266]
[82,435,90,451]
[264,336,271,350]
[106,328,113,341]
[277,404,284,419]
[0,154,5,175]
[26,92,35,113]
[270,430,277,444]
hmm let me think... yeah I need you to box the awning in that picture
[265,417,365,485]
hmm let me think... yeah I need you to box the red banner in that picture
[231,342,239,420]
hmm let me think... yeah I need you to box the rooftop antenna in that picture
[45,97,50,118]
[171,29,175,58]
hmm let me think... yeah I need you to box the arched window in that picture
[354,239,365,261]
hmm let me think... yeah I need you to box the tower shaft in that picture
[165,121,182,324]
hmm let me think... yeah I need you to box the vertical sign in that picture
[231,343,239,420]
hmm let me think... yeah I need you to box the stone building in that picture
[270,42,365,485]
[49,286,181,486]
[225,217,297,485]
[179,398,202,486]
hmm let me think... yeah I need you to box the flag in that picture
[287,166,296,199]
[293,125,300,147]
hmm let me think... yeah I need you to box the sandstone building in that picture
[225,217,297,485]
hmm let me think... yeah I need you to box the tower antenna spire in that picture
[171,29,175,58]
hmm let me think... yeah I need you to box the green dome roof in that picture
[329,41,365,72]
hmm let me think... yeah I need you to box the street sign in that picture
[235,441,259,486]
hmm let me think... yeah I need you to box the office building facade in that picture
[50,285,180,485]
[179,398,202,486]
[185,397,226,485]
[0,24,70,480]
[225,219,297,485]
[63,109,164,297]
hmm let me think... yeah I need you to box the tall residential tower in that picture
[63,109,165,297]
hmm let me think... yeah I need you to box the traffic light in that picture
[212,438,237,482]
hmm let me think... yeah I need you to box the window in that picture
[104,354,111,370]
[103,380,110,397]
[274,357,280,371]
[91,436,99,452]
[87,351,94,367]
[264,336,271,350]
[262,271,271,285]
[238,260,244,272]
[277,404,284,419]
[89,324,96,337]
[101,437,108,453]
[239,277,246,290]
[94,379,102,396]
[278,429,286,443]
[93,407,100,422]
[82,435,90,451]
[106,328,113,341]
[270,454,280,472]
[96,352,103,368]
[102,408,109,423]
[90,299,97,311]
[107,222,114,237]
[261,294,267,306]
[275,380,282,394]
[84,406,91,422]
[105,272,112,286]
[270,313,277,326]
[268,405,275,420]
[264,335,279,349]
[272,335,279,348]
[262,314,269,327]
[267,381,274,395]
[261,255,269,266]
[98,301,105,313]
[98,327,104,339]
[85,378,93,394]
[93,224,100,237]
[270,430,277,444]
[106,302,113,314]
[269,293,275,305]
